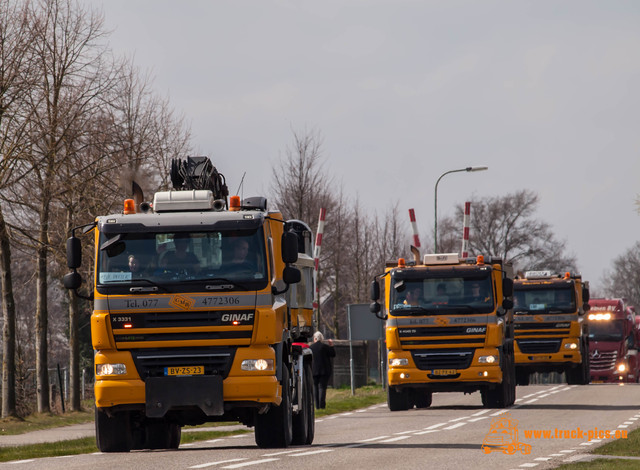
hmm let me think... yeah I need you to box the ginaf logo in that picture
[481,413,532,455]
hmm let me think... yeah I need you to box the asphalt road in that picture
[3,383,640,470]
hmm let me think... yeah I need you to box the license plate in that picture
[164,366,204,376]
[432,369,457,376]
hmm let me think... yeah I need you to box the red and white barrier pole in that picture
[461,202,470,258]
[313,208,326,328]
[408,208,421,248]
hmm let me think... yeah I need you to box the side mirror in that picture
[67,236,82,269]
[370,280,380,301]
[63,271,82,290]
[502,298,514,310]
[583,287,590,303]
[502,278,513,298]
[370,302,381,314]
[281,232,299,264]
[283,266,301,285]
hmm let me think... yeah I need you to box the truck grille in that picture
[411,349,475,370]
[110,310,254,346]
[515,323,571,336]
[131,347,235,379]
[399,326,486,348]
[590,350,617,371]
[517,339,562,354]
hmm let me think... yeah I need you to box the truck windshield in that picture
[513,286,575,314]
[390,275,494,315]
[589,320,624,342]
[97,228,267,290]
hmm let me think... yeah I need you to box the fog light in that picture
[400,373,410,379]
[617,363,627,373]
[241,359,274,371]
[96,363,126,376]
[482,371,489,377]
[478,355,498,364]
[564,343,578,350]
[389,358,409,367]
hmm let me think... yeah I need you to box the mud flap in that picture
[145,376,223,418]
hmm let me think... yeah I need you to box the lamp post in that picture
[434,166,488,253]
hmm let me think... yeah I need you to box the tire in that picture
[95,406,132,453]
[255,365,293,448]
[168,423,181,449]
[292,361,314,445]
[413,391,432,409]
[145,420,172,449]
[387,386,410,411]
[303,363,315,445]
[483,348,516,408]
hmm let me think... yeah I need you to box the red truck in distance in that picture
[588,298,640,383]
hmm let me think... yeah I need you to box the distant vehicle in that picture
[370,252,516,410]
[588,298,640,383]
[512,271,590,385]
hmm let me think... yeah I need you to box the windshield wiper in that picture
[178,277,250,291]
[129,278,170,293]
[446,304,486,314]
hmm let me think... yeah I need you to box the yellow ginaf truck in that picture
[370,253,516,410]
[512,271,590,385]
[64,157,316,452]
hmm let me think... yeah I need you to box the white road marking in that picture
[189,458,247,468]
[443,422,467,430]
[288,449,334,456]
[379,436,411,443]
[222,459,280,468]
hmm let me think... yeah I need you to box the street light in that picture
[434,166,488,253]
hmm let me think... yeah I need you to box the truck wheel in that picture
[413,391,432,409]
[255,366,293,448]
[145,420,174,449]
[580,339,591,385]
[292,362,314,445]
[168,423,182,449]
[95,406,132,453]
[483,352,515,408]
[387,386,410,411]
[303,363,315,445]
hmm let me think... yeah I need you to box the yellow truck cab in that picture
[64,157,316,452]
[370,253,516,410]
[513,271,590,385]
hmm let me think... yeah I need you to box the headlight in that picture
[617,363,627,373]
[389,358,409,367]
[241,359,274,371]
[96,363,127,376]
[478,355,498,364]
[564,343,578,350]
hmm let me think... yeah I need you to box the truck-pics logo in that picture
[169,294,195,310]
[481,413,532,455]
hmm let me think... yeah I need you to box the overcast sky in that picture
[87,0,640,292]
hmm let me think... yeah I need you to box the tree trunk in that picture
[0,206,17,418]
[68,289,81,411]
[35,207,50,413]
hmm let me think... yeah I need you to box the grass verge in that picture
[552,426,640,469]
[0,385,386,462]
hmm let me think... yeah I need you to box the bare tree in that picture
[439,190,576,273]
[603,242,640,308]
[270,128,334,224]
[0,0,36,418]
[17,0,109,412]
